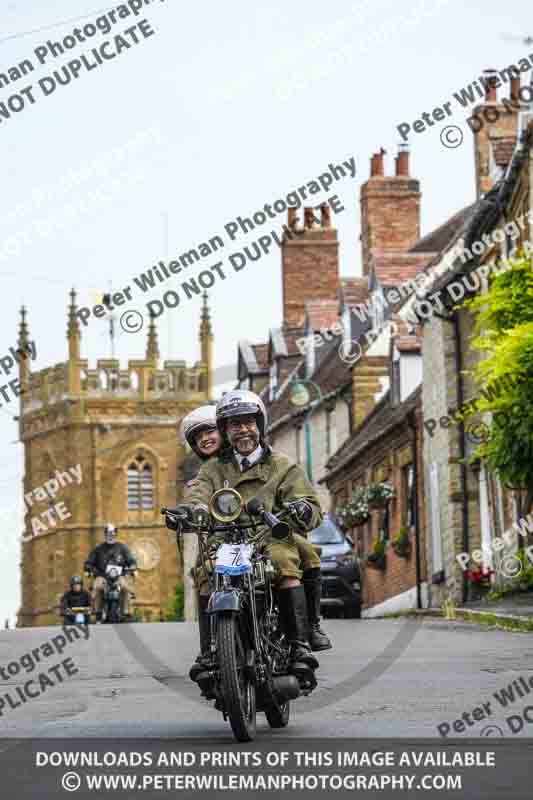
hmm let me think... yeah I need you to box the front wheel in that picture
[217,613,256,742]
[265,700,290,728]
[107,600,120,624]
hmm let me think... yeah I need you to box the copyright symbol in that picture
[465,422,490,444]
[338,339,362,365]
[499,555,522,579]
[62,772,81,791]
[479,725,505,737]
[120,310,144,334]
[440,125,463,149]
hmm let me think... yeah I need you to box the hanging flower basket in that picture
[366,481,395,510]
[336,487,370,528]
[366,538,387,571]
[392,527,411,558]
[466,567,494,589]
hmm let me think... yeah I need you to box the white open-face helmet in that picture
[104,523,117,544]
[216,390,267,442]
[181,405,218,457]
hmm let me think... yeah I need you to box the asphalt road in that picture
[1,617,532,739]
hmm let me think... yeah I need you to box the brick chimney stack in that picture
[360,147,420,275]
[473,68,523,198]
[281,207,339,329]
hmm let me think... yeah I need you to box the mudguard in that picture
[209,590,241,613]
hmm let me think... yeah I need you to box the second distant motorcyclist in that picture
[84,524,137,622]
[60,575,92,625]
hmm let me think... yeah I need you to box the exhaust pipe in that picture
[272,675,300,702]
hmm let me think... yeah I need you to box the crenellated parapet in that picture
[17,291,212,423]
[21,358,207,412]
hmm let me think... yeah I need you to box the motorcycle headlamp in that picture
[107,566,120,579]
[209,488,244,523]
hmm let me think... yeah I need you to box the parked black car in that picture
[308,514,362,619]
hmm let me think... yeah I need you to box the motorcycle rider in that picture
[84,524,138,622]
[181,404,331,681]
[59,575,92,625]
[172,390,325,691]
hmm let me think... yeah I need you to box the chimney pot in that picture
[320,203,331,228]
[510,74,521,101]
[304,207,315,228]
[484,69,498,102]
[288,207,298,228]
[370,150,384,177]
[396,144,410,176]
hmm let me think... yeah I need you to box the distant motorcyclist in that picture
[84,524,137,623]
[172,390,325,691]
[60,575,92,625]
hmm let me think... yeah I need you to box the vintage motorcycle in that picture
[162,489,310,742]
[87,562,135,624]
[63,605,91,626]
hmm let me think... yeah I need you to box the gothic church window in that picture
[127,455,154,510]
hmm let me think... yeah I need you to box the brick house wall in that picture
[326,391,428,614]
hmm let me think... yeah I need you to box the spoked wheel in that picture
[217,613,256,742]
[265,700,290,728]
[107,600,120,624]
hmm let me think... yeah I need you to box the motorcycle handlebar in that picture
[161,506,190,519]
[246,497,290,540]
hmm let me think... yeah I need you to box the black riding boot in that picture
[189,594,213,683]
[277,585,319,688]
[303,569,332,651]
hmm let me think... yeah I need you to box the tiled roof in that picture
[409,203,477,254]
[323,386,421,480]
[310,334,352,397]
[267,335,350,431]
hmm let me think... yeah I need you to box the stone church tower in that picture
[17,291,213,627]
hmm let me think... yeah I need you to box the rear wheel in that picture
[265,700,290,728]
[217,613,256,742]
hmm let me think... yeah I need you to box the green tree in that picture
[164,582,184,621]
[465,249,533,512]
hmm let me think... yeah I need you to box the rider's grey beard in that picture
[232,434,258,455]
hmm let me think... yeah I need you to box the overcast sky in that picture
[0,0,527,624]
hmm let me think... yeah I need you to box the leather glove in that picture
[286,499,313,529]
[165,503,209,530]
